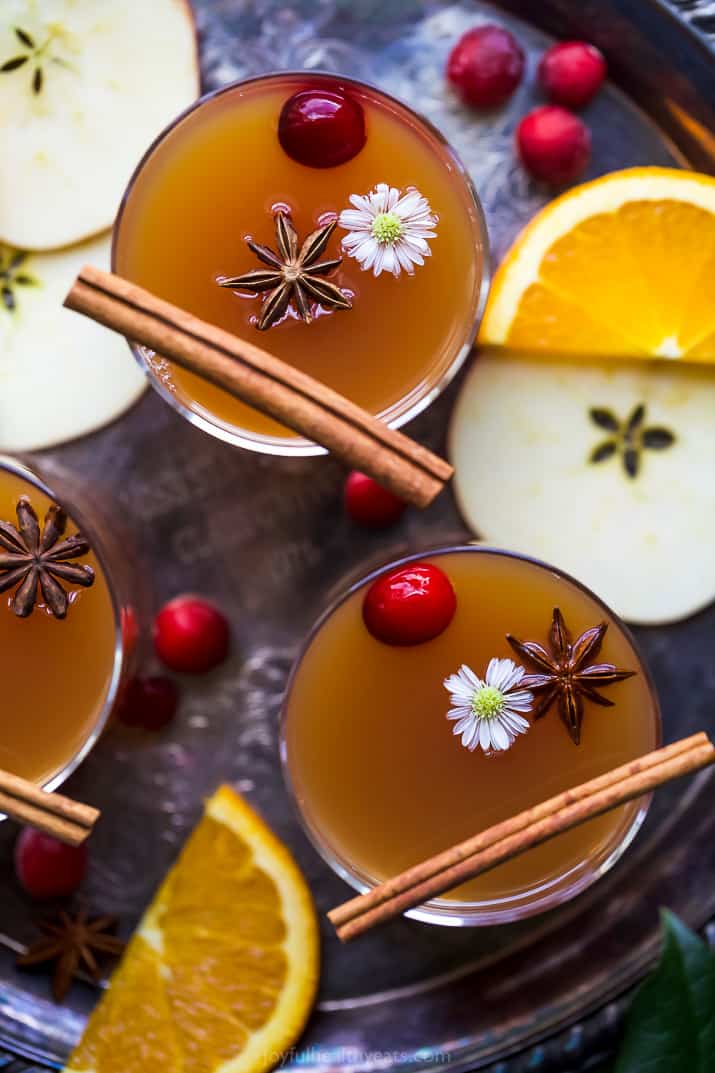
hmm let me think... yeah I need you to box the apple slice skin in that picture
[0,233,147,450]
[449,354,715,626]
[0,0,200,250]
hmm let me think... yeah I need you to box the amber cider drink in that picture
[0,458,127,787]
[282,547,660,924]
[114,73,487,451]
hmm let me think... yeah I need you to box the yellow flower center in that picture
[472,685,505,720]
[371,211,403,244]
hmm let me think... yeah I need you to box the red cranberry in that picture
[120,604,139,657]
[344,472,407,529]
[446,25,525,108]
[15,829,87,899]
[117,675,179,730]
[153,596,228,669]
[363,562,457,646]
[154,596,230,674]
[278,88,366,168]
[516,106,591,184]
[539,41,606,109]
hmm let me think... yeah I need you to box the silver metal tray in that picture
[1,1,713,1070]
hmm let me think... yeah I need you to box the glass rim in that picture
[111,70,492,457]
[279,542,663,926]
[0,454,125,794]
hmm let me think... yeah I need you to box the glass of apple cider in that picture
[281,545,661,925]
[0,455,137,793]
[113,72,489,455]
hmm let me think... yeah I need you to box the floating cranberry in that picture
[344,472,407,529]
[446,25,525,108]
[516,105,591,185]
[363,562,457,646]
[538,41,606,109]
[117,675,179,730]
[154,595,230,674]
[278,88,366,168]
[15,829,87,899]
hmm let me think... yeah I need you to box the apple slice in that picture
[0,0,199,250]
[449,353,715,625]
[0,233,146,449]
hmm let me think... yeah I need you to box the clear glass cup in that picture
[280,544,662,926]
[112,72,490,456]
[0,454,139,794]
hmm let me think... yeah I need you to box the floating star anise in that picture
[588,403,676,479]
[17,908,125,1001]
[218,211,352,330]
[0,496,95,618]
[506,608,635,745]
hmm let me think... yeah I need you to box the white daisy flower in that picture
[337,183,438,278]
[444,658,533,755]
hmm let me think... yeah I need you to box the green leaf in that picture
[614,910,715,1073]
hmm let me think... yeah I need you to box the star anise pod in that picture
[17,908,125,1001]
[218,211,352,330]
[506,608,635,745]
[0,496,95,618]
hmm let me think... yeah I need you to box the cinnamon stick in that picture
[64,266,453,509]
[329,732,705,928]
[0,768,99,847]
[330,733,714,942]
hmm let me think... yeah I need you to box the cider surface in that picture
[0,471,116,784]
[284,549,659,905]
[115,75,484,439]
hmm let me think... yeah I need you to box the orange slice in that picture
[65,786,319,1073]
[481,167,715,362]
